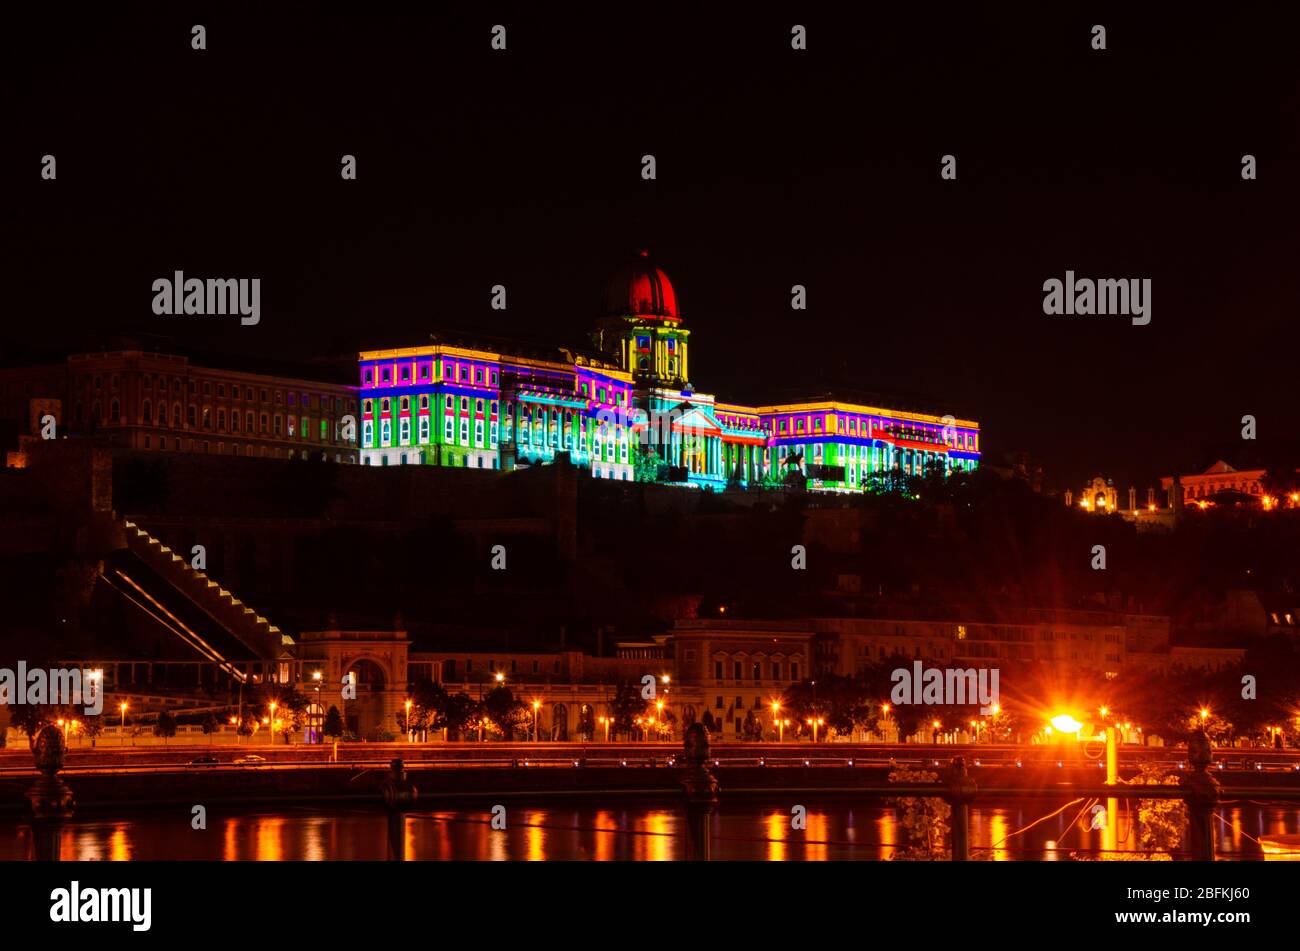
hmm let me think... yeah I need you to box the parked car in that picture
[233,754,266,765]
[187,754,219,767]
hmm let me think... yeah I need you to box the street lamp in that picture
[808,717,823,744]
[772,701,782,742]
[532,700,541,743]
[120,702,128,746]
[269,701,277,746]
[405,699,413,743]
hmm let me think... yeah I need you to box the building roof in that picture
[601,250,680,321]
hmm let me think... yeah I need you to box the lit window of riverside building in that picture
[358,251,980,488]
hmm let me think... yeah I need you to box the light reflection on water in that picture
[3,801,1296,861]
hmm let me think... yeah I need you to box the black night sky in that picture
[7,3,1300,491]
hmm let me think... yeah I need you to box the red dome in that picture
[601,250,680,321]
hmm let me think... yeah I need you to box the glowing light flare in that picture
[1050,714,1083,734]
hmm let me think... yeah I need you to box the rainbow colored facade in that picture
[358,253,979,490]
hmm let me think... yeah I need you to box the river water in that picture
[5,799,1299,860]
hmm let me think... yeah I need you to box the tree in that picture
[154,711,177,745]
[441,692,480,740]
[887,766,950,860]
[82,714,104,748]
[255,684,308,742]
[482,685,529,741]
[1130,762,1185,858]
[609,682,649,737]
[323,705,344,740]
[201,712,219,744]
[9,704,50,747]
[634,446,663,483]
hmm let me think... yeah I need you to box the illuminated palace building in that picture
[358,253,980,490]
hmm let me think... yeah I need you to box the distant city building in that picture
[1070,475,1119,512]
[358,252,981,491]
[1162,460,1267,507]
[1,349,359,462]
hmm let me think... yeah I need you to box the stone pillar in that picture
[26,725,76,861]
[1185,729,1220,861]
[380,757,419,861]
[944,756,976,861]
[679,723,719,861]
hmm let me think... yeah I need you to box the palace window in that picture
[459,418,468,445]
[474,420,484,447]
[443,415,454,442]
[362,420,373,447]
[380,419,391,446]
[399,418,411,444]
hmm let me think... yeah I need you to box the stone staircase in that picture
[120,518,289,661]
